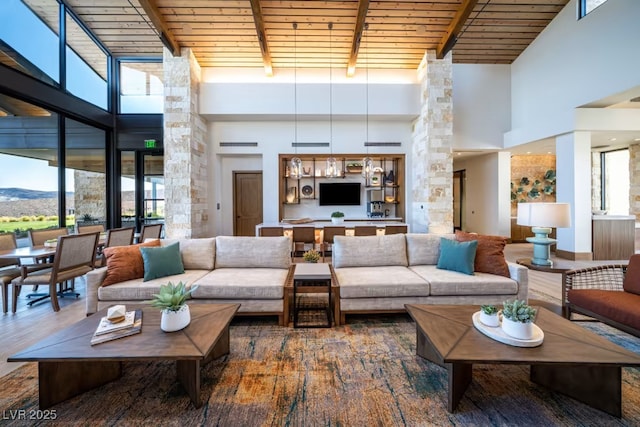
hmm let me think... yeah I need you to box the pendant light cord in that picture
[329,22,333,156]
[293,22,298,150]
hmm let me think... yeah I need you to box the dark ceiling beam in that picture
[436,0,479,59]
[249,0,273,76]
[347,0,370,77]
[137,0,181,56]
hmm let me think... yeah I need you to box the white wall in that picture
[453,152,510,236]
[208,120,413,235]
[452,64,511,150]
[506,0,640,147]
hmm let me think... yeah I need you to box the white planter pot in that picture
[161,304,191,332]
[331,217,344,224]
[501,317,533,340]
[479,312,500,327]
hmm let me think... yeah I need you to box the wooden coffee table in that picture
[8,303,239,409]
[405,304,640,417]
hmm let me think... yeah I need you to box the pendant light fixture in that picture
[361,22,374,179]
[325,22,340,178]
[289,22,302,179]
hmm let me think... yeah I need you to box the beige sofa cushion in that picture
[335,266,429,298]
[98,270,209,301]
[405,233,455,266]
[192,268,287,299]
[215,236,291,269]
[409,265,519,296]
[161,238,216,270]
[333,234,407,268]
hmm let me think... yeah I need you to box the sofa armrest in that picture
[562,264,627,308]
[85,267,108,316]
[507,262,529,301]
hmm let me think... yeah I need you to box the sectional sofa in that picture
[85,236,293,325]
[332,233,528,324]
[85,233,527,327]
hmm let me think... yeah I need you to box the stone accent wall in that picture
[591,151,602,211]
[163,47,209,238]
[411,50,453,234]
[73,170,105,221]
[630,143,640,220]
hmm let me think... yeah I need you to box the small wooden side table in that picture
[291,263,336,328]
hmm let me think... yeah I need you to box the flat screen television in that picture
[319,182,361,206]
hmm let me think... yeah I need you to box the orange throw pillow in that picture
[455,230,510,277]
[102,240,161,286]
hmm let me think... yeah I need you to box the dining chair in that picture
[12,232,100,312]
[259,227,284,237]
[0,233,21,314]
[94,227,135,267]
[76,224,105,234]
[28,227,69,246]
[140,223,163,242]
[354,226,378,236]
[321,226,346,262]
[292,227,316,260]
[384,225,408,235]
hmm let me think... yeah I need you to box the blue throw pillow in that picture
[140,242,185,282]
[436,238,477,275]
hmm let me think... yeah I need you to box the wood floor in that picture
[0,243,629,378]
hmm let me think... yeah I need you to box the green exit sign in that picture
[144,139,157,149]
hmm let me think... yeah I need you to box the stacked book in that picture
[91,306,143,345]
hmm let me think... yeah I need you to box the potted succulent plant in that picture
[501,299,537,340]
[150,282,198,332]
[479,304,500,327]
[331,211,345,224]
[302,249,320,263]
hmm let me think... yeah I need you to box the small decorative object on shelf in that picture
[501,299,537,340]
[331,211,344,224]
[286,187,297,203]
[150,281,198,332]
[385,169,395,185]
[479,304,500,327]
[302,249,320,263]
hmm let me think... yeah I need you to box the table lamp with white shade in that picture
[516,202,571,266]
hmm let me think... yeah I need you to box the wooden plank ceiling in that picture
[55,0,569,74]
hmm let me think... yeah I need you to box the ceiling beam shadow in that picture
[249,0,273,76]
[436,0,479,59]
[347,0,370,77]
[137,0,181,56]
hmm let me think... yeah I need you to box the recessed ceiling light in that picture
[456,152,461,156]
[635,138,640,142]
[547,151,552,154]
[609,137,617,141]
[526,151,531,154]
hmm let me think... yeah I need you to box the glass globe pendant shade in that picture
[325,157,339,178]
[290,157,302,178]
[362,157,374,179]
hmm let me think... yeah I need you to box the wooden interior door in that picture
[234,172,263,236]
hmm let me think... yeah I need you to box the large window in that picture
[65,11,108,109]
[0,94,63,238]
[65,118,106,230]
[601,149,629,215]
[0,0,60,85]
[579,0,610,18]
[119,61,163,114]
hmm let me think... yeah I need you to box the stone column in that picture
[73,170,106,222]
[163,47,208,238]
[630,143,640,221]
[411,50,453,234]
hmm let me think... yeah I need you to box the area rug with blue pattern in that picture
[1,308,639,426]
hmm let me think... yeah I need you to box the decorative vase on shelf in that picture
[385,170,395,185]
[332,217,343,224]
[286,187,297,203]
[161,304,191,332]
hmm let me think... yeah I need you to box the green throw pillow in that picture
[140,242,185,282]
[436,238,477,275]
